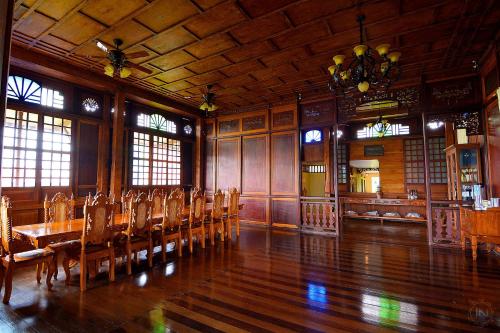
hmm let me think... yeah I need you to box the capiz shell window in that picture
[41,116,72,186]
[305,129,322,143]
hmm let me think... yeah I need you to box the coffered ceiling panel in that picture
[11,0,500,112]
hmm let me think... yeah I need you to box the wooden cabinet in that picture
[445,144,482,200]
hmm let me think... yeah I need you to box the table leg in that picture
[471,236,477,261]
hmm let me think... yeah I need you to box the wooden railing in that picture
[300,197,337,236]
[430,200,471,246]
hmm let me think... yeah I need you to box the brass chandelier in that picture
[328,15,402,94]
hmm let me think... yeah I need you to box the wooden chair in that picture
[157,193,183,261]
[63,193,116,291]
[210,189,225,245]
[41,192,76,280]
[183,189,206,253]
[227,188,241,238]
[121,192,153,275]
[121,189,136,216]
[149,188,164,218]
[0,196,55,303]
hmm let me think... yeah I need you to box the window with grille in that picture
[303,164,325,173]
[7,75,64,109]
[41,116,72,186]
[337,143,348,184]
[357,123,410,139]
[304,129,322,143]
[428,137,447,184]
[152,136,168,186]
[167,139,181,185]
[137,113,176,134]
[404,139,424,184]
[1,109,38,187]
[132,132,150,186]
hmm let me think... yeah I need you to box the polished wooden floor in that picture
[1,220,499,332]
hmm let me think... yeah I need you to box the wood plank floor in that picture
[0,220,499,332]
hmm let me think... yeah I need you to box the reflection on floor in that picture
[0,220,499,332]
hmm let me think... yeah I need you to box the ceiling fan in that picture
[199,84,218,115]
[95,38,152,79]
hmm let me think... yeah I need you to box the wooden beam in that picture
[98,94,111,193]
[110,91,126,198]
[323,127,331,196]
[0,0,14,196]
[194,118,203,188]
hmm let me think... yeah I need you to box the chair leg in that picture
[189,229,193,254]
[471,236,478,261]
[220,223,225,242]
[0,264,5,294]
[3,264,14,304]
[109,250,115,282]
[161,236,167,263]
[177,236,182,257]
[80,256,87,292]
[148,240,153,268]
[46,258,54,290]
[63,257,71,286]
[201,230,206,249]
[236,217,240,237]
[36,263,42,284]
[53,253,59,280]
[210,224,215,246]
[227,220,232,240]
[126,243,132,275]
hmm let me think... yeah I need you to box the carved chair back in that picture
[0,196,17,256]
[171,188,185,213]
[228,188,240,216]
[121,190,136,216]
[163,194,182,230]
[150,188,164,216]
[81,193,115,247]
[189,189,206,225]
[44,192,75,224]
[212,189,225,220]
[127,192,152,237]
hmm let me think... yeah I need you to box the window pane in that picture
[41,116,72,187]
[132,132,150,186]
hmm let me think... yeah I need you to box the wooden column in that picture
[97,95,111,193]
[422,113,434,245]
[0,0,14,196]
[110,91,126,197]
[323,127,331,196]
[332,124,340,235]
[444,121,455,147]
[194,118,203,188]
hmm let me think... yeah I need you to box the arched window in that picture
[137,113,177,134]
[184,124,193,135]
[7,75,64,109]
[304,130,322,143]
[82,97,100,113]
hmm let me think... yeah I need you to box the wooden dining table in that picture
[12,204,243,249]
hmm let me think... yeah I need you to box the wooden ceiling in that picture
[11,0,500,112]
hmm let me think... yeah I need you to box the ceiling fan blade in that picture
[125,51,149,59]
[126,61,153,74]
[95,40,109,53]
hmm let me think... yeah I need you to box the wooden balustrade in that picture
[430,201,465,246]
[300,197,337,235]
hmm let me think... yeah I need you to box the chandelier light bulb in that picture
[358,81,370,92]
[119,67,131,78]
[375,44,390,57]
[328,65,336,75]
[353,45,368,57]
[104,64,114,77]
[332,55,345,65]
[388,52,401,63]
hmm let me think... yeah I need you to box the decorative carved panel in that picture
[428,111,482,135]
[272,198,298,226]
[242,135,268,194]
[218,118,240,135]
[242,114,266,132]
[271,132,297,195]
[272,109,295,130]
[301,100,334,126]
[429,78,479,109]
[216,138,240,190]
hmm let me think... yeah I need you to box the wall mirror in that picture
[349,159,380,193]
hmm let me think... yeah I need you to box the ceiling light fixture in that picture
[328,15,402,94]
[199,84,218,115]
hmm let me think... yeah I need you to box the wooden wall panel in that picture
[218,116,241,136]
[239,197,268,223]
[77,122,99,196]
[486,101,500,196]
[272,198,299,226]
[301,100,335,127]
[205,139,215,192]
[217,138,241,191]
[242,134,269,194]
[241,110,268,134]
[271,131,298,195]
